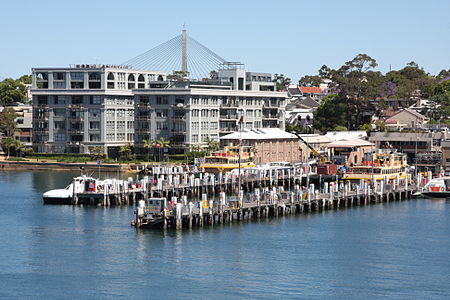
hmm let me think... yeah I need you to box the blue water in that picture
[0,171,449,299]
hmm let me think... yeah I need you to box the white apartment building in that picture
[31,64,165,156]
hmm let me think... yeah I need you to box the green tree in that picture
[18,75,32,84]
[318,65,332,79]
[431,79,450,121]
[313,94,349,132]
[1,137,23,158]
[0,78,28,105]
[167,71,189,81]
[298,75,322,87]
[155,137,170,161]
[119,144,133,161]
[90,146,105,160]
[142,139,154,162]
[273,74,291,91]
[0,107,18,137]
[204,137,219,155]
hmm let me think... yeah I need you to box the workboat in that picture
[343,149,408,182]
[42,175,96,204]
[421,177,450,199]
[200,145,256,173]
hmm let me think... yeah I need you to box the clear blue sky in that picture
[1,0,449,82]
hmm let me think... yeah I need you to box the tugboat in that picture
[200,145,256,173]
[422,177,450,199]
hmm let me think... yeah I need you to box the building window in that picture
[37,95,48,105]
[210,122,218,130]
[106,133,115,141]
[89,122,100,130]
[192,122,199,130]
[117,133,125,141]
[89,134,100,141]
[72,96,83,105]
[192,109,199,117]
[127,133,134,141]
[156,109,168,117]
[54,121,65,130]
[54,96,66,105]
[192,135,198,143]
[107,73,114,80]
[127,109,134,117]
[53,82,66,89]
[156,121,168,130]
[54,133,66,142]
[117,109,125,118]
[106,121,114,130]
[201,122,208,130]
[156,96,168,104]
[201,110,208,117]
[54,108,65,117]
[89,109,100,118]
[127,121,134,129]
[71,82,84,89]
[117,121,125,130]
[90,96,101,105]
[201,134,208,142]
[107,82,115,89]
[106,109,115,118]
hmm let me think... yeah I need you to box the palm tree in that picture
[204,137,219,155]
[156,137,170,162]
[142,139,153,162]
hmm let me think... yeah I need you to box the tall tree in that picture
[204,137,219,155]
[298,75,322,87]
[18,75,32,84]
[313,94,349,132]
[0,107,18,137]
[0,78,28,105]
[273,74,291,91]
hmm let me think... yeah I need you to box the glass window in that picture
[54,72,65,80]
[107,73,114,80]
[90,95,101,105]
[70,72,84,81]
[89,109,100,118]
[89,122,100,130]
[53,82,66,89]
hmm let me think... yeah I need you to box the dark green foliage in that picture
[0,78,28,105]
[313,94,349,132]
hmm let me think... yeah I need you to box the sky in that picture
[1,0,449,82]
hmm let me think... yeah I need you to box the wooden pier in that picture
[132,178,416,230]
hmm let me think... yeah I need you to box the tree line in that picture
[293,54,449,132]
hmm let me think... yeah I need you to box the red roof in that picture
[299,86,322,94]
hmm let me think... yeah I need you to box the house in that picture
[384,108,429,129]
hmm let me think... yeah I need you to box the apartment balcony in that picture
[68,129,84,134]
[262,113,280,120]
[219,126,237,133]
[220,102,239,108]
[136,103,151,108]
[68,104,84,109]
[171,129,186,134]
[135,115,150,121]
[219,114,238,120]
[33,128,49,133]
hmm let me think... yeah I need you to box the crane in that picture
[290,131,328,164]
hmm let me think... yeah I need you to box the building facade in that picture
[133,84,287,152]
[31,65,165,155]
[219,128,301,164]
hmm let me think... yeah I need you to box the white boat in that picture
[421,177,450,199]
[42,176,96,204]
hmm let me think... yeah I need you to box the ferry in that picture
[200,145,256,173]
[421,177,450,199]
[343,150,408,182]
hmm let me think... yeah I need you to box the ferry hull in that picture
[43,197,72,205]
[422,192,450,199]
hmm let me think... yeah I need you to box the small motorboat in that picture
[421,177,450,199]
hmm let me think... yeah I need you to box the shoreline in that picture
[0,160,136,172]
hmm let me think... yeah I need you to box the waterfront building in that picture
[30,65,166,156]
[384,108,429,130]
[13,105,33,147]
[441,140,450,176]
[133,65,287,153]
[219,128,301,164]
[326,138,374,166]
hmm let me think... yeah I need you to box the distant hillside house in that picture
[384,108,429,129]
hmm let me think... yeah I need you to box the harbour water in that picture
[1,171,449,299]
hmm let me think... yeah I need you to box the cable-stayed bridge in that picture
[123,30,227,80]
